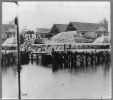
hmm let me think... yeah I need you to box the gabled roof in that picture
[68,22,107,32]
[54,24,68,32]
[36,28,50,34]
[50,24,68,33]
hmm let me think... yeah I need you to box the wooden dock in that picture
[1,43,111,66]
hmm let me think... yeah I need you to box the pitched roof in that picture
[2,24,14,33]
[52,24,68,32]
[55,24,68,32]
[69,22,107,32]
[36,28,50,34]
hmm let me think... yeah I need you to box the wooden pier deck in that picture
[1,43,111,66]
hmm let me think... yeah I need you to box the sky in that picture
[2,1,110,31]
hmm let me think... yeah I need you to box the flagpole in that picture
[15,2,21,99]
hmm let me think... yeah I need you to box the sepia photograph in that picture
[1,1,111,99]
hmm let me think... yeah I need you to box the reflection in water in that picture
[2,59,111,99]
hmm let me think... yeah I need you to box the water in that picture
[2,60,111,99]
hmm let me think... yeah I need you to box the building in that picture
[23,30,42,44]
[66,19,108,37]
[35,28,50,38]
[24,30,35,40]
[2,22,17,39]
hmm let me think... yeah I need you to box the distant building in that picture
[24,31,35,40]
[66,19,108,37]
[2,21,17,39]
[96,27,108,37]
[35,28,50,38]
[23,30,42,44]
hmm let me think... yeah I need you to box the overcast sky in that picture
[2,1,110,31]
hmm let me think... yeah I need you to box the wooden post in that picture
[71,52,73,68]
[85,51,88,66]
[94,44,97,65]
[80,52,83,66]
[90,51,93,64]
[42,54,44,65]
[36,54,38,64]
[66,52,68,68]
[31,53,33,60]
[64,44,66,52]
[63,52,66,67]
[74,51,77,67]
[31,53,33,63]
[52,48,54,67]
[67,50,69,67]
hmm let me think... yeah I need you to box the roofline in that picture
[54,23,68,25]
[70,21,101,25]
[36,28,51,30]
[50,24,60,33]
[53,24,68,32]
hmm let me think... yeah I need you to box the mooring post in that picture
[94,47,97,65]
[71,52,73,68]
[31,53,33,64]
[7,54,9,64]
[106,51,109,61]
[74,51,77,67]
[96,51,99,65]
[5,53,7,65]
[42,54,44,66]
[64,52,67,68]
[52,48,55,67]
[80,52,84,66]
[67,51,70,67]
[66,50,68,67]
[68,51,70,68]
[105,51,107,61]
[90,51,93,64]
[64,44,66,52]
[36,54,38,64]
[61,51,64,68]
[31,53,33,60]
[85,51,88,66]
[69,51,71,68]
[104,51,107,61]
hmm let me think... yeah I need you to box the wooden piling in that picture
[73,51,77,67]
[85,51,88,66]
[64,44,66,52]
[42,54,44,65]
[31,53,33,60]
[52,49,54,63]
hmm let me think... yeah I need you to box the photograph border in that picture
[0,0,112,100]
